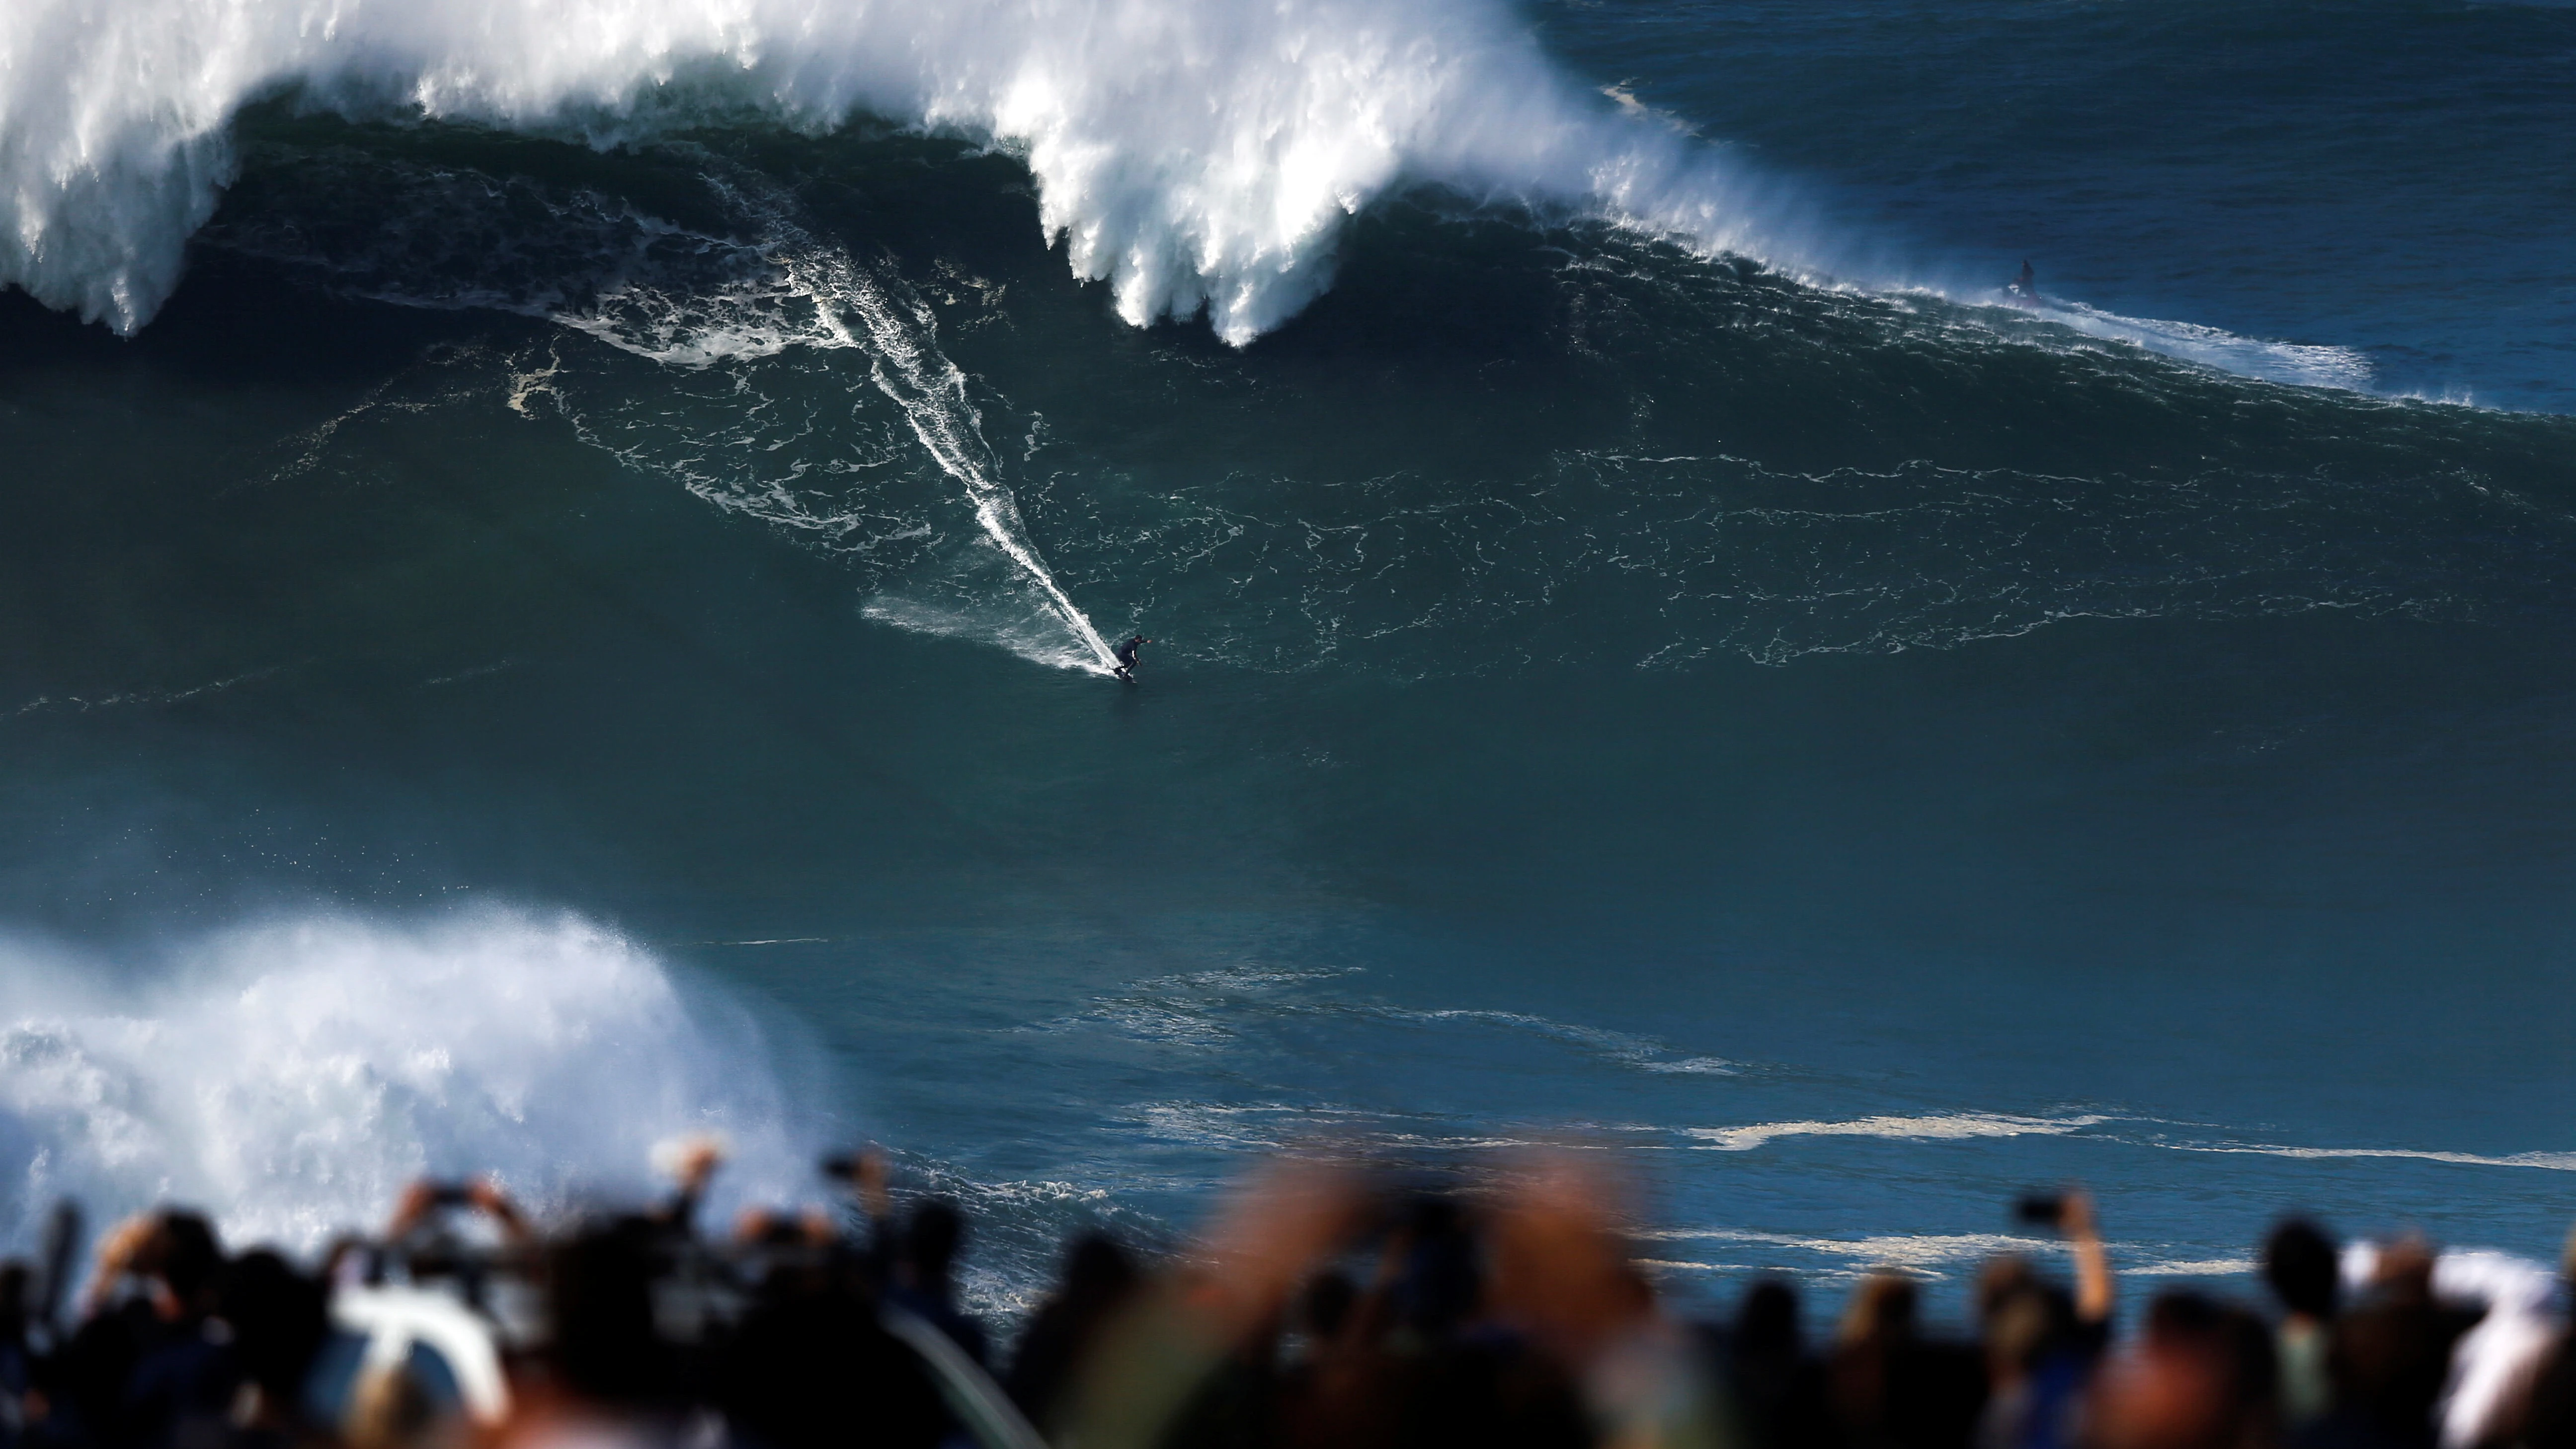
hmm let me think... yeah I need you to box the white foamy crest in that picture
[0,909,831,1254]
[1,0,1782,342]
[1689,1112,2113,1152]
[2028,301,2377,392]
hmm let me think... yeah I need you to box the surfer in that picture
[1113,635,1148,683]
[2009,259,2039,305]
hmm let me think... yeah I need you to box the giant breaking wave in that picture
[0,0,1793,341]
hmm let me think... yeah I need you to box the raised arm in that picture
[2060,1188,2114,1325]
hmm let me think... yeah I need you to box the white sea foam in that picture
[1631,1227,2058,1278]
[1688,1112,2112,1152]
[2168,1143,2576,1172]
[0,909,833,1255]
[2126,1258,2258,1277]
[2027,300,2377,392]
[1631,1227,2257,1282]
[0,0,1799,343]
[1393,1009,1737,1075]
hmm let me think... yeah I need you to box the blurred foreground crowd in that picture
[0,1150,2568,1449]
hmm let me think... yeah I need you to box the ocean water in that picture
[2,0,2573,1324]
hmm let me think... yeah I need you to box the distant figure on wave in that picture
[1113,635,1149,683]
[2008,259,2040,306]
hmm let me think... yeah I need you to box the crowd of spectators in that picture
[0,1148,2567,1449]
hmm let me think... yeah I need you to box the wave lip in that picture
[0,0,1771,342]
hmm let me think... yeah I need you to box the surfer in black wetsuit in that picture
[2011,259,2039,304]
[1113,635,1148,682]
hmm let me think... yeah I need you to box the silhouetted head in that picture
[1062,1231,1138,1305]
[1978,1260,2075,1379]
[217,1250,330,1404]
[1736,1277,1802,1357]
[2095,1291,2279,1449]
[902,1200,966,1289]
[2263,1218,2339,1320]
[1391,1195,1481,1336]
[1297,1268,1357,1342]
[0,1261,27,1342]
[547,1219,668,1407]
[1839,1273,1918,1347]
[146,1210,225,1313]
[2332,1263,2461,1440]
[1977,1255,2040,1324]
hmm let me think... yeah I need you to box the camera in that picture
[2012,1192,2065,1228]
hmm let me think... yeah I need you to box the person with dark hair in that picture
[1006,1232,1142,1435]
[1113,636,1149,683]
[2091,1290,2279,1449]
[1974,1260,2087,1449]
[0,1263,33,1449]
[545,1219,675,1413]
[1834,1273,1987,1449]
[66,1210,236,1449]
[1727,1278,1837,1449]
[2265,1220,2342,1432]
[2334,1236,2561,1449]
[717,1231,948,1449]
[210,1251,329,1449]
[2309,1242,2475,1449]
[890,1200,988,1367]
[1969,1191,2113,1449]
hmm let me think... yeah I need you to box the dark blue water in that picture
[0,0,2570,1321]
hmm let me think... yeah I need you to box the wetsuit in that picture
[1114,637,1144,676]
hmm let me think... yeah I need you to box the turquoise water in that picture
[1,0,2571,1318]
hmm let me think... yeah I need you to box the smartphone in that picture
[2013,1193,2065,1228]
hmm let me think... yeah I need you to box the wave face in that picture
[177,122,2576,678]
[0,0,1785,340]
[0,911,830,1253]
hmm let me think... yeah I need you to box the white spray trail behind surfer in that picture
[544,183,1127,677]
[825,260,1125,676]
